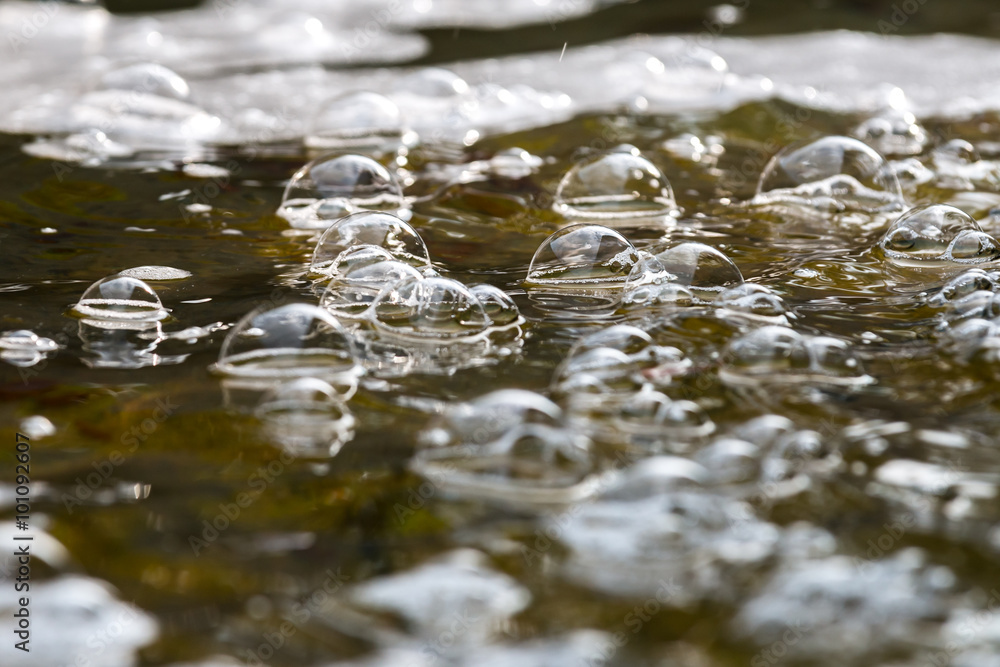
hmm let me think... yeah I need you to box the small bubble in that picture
[554,146,676,219]
[72,275,169,322]
[278,154,406,229]
[320,259,424,320]
[309,212,429,277]
[213,303,362,394]
[98,63,191,101]
[525,224,639,287]
[371,276,491,341]
[306,91,408,152]
[468,284,521,326]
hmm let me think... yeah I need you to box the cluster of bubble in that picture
[551,326,714,451]
[0,330,59,368]
[411,390,600,506]
[878,204,1000,269]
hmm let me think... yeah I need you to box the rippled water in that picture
[6,1,1000,666]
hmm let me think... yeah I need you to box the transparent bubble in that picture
[420,389,564,449]
[716,283,788,323]
[933,139,980,167]
[411,422,597,506]
[570,325,653,357]
[879,204,1000,267]
[621,282,698,310]
[278,154,405,229]
[254,378,355,457]
[321,244,397,279]
[553,347,644,398]
[931,268,1000,306]
[72,275,168,322]
[649,242,744,291]
[573,388,715,447]
[756,135,903,212]
[320,259,424,320]
[695,437,761,484]
[852,108,928,157]
[554,146,676,219]
[396,67,470,99]
[371,276,491,341]
[98,63,191,101]
[0,330,60,368]
[306,91,408,152]
[213,303,361,393]
[721,326,870,386]
[469,284,521,326]
[309,212,430,277]
[525,224,639,287]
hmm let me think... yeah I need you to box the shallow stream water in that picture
[5,2,1000,666]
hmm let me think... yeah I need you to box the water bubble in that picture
[696,437,761,484]
[468,284,521,326]
[213,303,361,394]
[755,135,903,212]
[716,283,789,324]
[647,242,744,291]
[320,259,424,321]
[396,67,470,99]
[371,276,491,341]
[309,212,430,277]
[570,387,714,447]
[98,63,190,101]
[879,204,1000,267]
[931,268,1000,306]
[0,330,60,367]
[569,324,653,357]
[420,389,564,448]
[853,108,928,157]
[306,91,409,152]
[72,275,169,322]
[525,224,639,287]
[278,154,406,229]
[933,139,980,166]
[553,146,676,219]
[721,326,870,386]
[254,378,355,457]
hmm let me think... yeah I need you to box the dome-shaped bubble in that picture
[372,276,491,340]
[570,324,653,357]
[933,139,980,167]
[254,378,355,457]
[322,244,397,278]
[931,268,1000,306]
[412,422,597,505]
[716,283,788,323]
[553,347,645,398]
[852,108,928,157]
[695,438,761,484]
[756,135,903,212]
[420,389,564,449]
[309,211,430,277]
[942,289,1000,324]
[98,63,191,101]
[397,67,470,99]
[525,224,639,287]
[621,282,698,310]
[72,275,168,322]
[306,91,407,151]
[584,389,714,444]
[721,326,869,386]
[879,204,1000,267]
[600,456,708,501]
[278,154,405,229]
[468,284,521,326]
[214,303,361,392]
[553,146,675,219]
[321,259,424,320]
[649,242,744,291]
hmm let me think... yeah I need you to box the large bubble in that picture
[72,275,169,322]
[277,154,406,229]
[306,91,409,152]
[97,63,191,101]
[755,135,903,212]
[630,242,744,291]
[525,224,639,287]
[879,204,1000,268]
[553,145,676,219]
[213,303,361,393]
[309,211,430,277]
[371,276,491,341]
